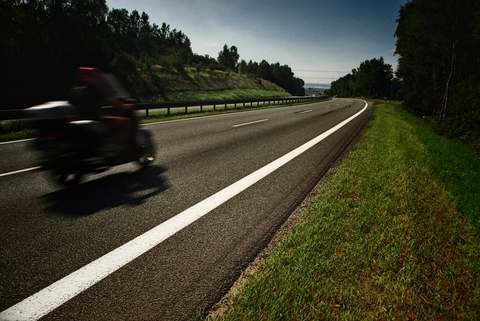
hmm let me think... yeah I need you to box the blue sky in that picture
[106,0,408,85]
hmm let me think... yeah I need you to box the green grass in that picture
[0,120,36,142]
[139,70,288,102]
[411,115,480,243]
[162,89,290,102]
[208,101,480,320]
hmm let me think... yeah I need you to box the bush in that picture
[434,110,480,155]
[0,120,33,135]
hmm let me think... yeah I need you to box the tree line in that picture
[0,0,304,109]
[394,0,480,150]
[395,0,480,120]
[329,57,395,99]
[217,44,305,96]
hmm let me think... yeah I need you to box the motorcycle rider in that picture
[68,67,137,155]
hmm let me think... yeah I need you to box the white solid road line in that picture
[0,138,35,145]
[232,119,269,127]
[0,101,368,321]
[0,167,41,177]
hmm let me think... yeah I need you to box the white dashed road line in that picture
[232,119,269,127]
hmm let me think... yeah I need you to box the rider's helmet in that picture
[74,67,103,86]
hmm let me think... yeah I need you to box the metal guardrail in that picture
[0,96,323,121]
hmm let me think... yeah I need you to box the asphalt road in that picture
[0,98,373,320]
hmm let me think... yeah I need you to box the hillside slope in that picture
[135,68,290,102]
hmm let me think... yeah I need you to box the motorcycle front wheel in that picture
[54,170,83,187]
[136,130,155,167]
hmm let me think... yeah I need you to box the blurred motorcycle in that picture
[25,101,155,187]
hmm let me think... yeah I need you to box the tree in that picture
[256,60,271,80]
[238,59,305,96]
[217,44,239,70]
[0,0,110,108]
[189,54,220,71]
[237,59,247,74]
[354,57,393,97]
[394,0,479,119]
[0,2,306,106]
[330,58,393,98]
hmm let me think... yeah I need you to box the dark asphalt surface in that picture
[0,98,373,320]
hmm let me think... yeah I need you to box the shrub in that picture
[0,120,33,134]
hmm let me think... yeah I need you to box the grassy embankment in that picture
[0,69,293,141]
[147,67,289,102]
[135,68,307,122]
[207,100,480,320]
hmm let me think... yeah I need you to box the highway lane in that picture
[0,98,373,320]
[0,139,37,175]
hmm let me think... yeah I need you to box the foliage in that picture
[0,0,110,108]
[217,45,239,71]
[0,119,32,135]
[0,1,304,109]
[433,110,480,155]
[0,120,36,142]
[329,57,394,98]
[189,54,219,72]
[238,60,305,96]
[392,0,480,154]
[394,0,480,123]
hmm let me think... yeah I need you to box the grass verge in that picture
[208,100,480,320]
[0,120,36,142]
[162,89,290,102]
